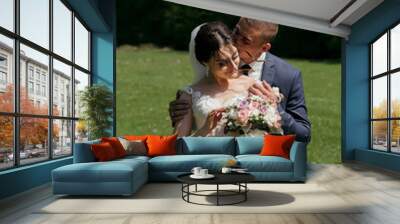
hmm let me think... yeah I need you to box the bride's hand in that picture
[202,108,225,132]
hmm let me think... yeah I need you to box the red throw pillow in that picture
[91,142,117,161]
[260,134,296,159]
[146,134,177,157]
[101,137,126,158]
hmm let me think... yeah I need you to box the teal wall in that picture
[92,0,116,135]
[0,158,72,199]
[0,0,116,200]
[343,0,400,170]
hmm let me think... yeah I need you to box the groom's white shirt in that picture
[241,52,266,81]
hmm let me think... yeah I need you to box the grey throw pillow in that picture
[118,137,147,156]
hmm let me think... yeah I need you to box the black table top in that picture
[177,172,255,185]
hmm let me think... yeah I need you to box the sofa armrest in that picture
[289,141,307,181]
[73,140,100,163]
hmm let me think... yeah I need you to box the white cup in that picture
[191,167,202,176]
[200,169,208,176]
[221,167,232,174]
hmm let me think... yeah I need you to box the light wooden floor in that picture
[1,162,400,224]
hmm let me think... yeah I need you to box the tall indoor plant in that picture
[79,84,113,140]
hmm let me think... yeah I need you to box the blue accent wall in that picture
[343,0,400,171]
[0,0,116,200]
[92,0,116,136]
[0,158,72,199]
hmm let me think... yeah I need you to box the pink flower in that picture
[239,100,248,109]
[250,101,260,110]
[237,109,250,125]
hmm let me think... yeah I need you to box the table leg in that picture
[217,184,219,206]
[181,184,183,199]
[195,184,197,192]
[187,184,190,202]
[245,183,247,201]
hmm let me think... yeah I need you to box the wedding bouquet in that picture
[222,88,283,136]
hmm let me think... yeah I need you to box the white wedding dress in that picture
[182,86,247,136]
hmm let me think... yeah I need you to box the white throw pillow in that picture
[118,137,147,156]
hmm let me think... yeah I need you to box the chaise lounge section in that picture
[52,136,307,196]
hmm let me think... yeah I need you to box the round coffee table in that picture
[177,173,255,206]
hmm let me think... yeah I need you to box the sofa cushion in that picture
[101,137,127,158]
[73,139,100,163]
[259,134,296,159]
[235,137,263,155]
[147,135,177,157]
[91,142,118,161]
[114,155,150,163]
[52,158,147,183]
[149,154,235,172]
[177,137,235,155]
[118,138,147,156]
[236,155,293,172]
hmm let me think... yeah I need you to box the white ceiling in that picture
[164,0,384,38]
[226,0,352,21]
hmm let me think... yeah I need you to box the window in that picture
[53,119,72,158]
[28,67,34,80]
[370,23,400,154]
[0,55,7,67]
[0,54,7,88]
[35,70,40,81]
[0,116,13,170]
[0,0,91,170]
[20,117,49,165]
[0,35,13,113]
[42,85,46,97]
[0,0,14,32]
[0,71,6,85]
[35,84,40,95]
[20,0,49,49]
[53,0,72,60]
[28,81,34,94]
[74,18,90,70]
[0,53,8,89]
[74,69,89,119]
[53,59,72,117]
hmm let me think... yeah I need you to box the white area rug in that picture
[37,183,362,214]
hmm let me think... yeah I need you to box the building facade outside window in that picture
[0,0,91,170]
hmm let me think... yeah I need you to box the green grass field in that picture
[116,45,341,164]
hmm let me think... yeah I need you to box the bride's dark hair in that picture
[194,21,233,65]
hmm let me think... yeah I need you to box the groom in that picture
[169,17,311,143]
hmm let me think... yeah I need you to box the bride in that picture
[174,21,258,137]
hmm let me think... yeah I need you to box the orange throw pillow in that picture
[260,134,296,159]
[101,137,127,158]
[91,142,117,161]
[146,134,177,157]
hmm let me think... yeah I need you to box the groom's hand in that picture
[249,81,278,104]
[169,90,191,127]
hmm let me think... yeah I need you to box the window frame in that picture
[0,0,92,171]
[370,20,400,154]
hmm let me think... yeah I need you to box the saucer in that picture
[190,174,215,179]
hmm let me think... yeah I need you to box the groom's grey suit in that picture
[260,53,311,143]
